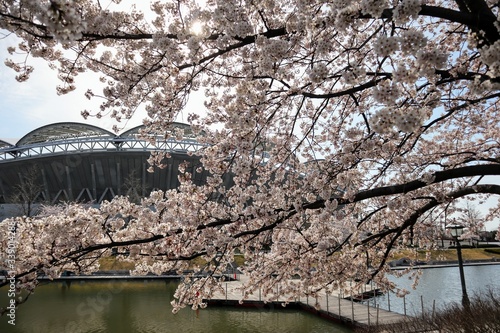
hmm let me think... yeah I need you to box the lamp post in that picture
[446,224,470,308]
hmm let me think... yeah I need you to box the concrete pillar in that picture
[65,166,73,201]
[91,163,97,200]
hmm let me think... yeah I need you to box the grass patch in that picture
[459,248,500,260]
[98,256,135,271]
[98,254,246,273]
[392,248,500,262]
[234,254,245,267]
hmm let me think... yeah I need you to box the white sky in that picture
[0,35,137,143]
[0,35,207,144]
[0,0,205,144]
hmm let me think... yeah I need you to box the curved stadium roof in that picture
[1,122,204,160]
[16,122,115,146]
[0,122,216,205]
[0,140,13,149]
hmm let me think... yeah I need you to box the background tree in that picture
[1,0,500,312]
[122,169,148,204]
[453,201,484,246]
[9,166,45,217]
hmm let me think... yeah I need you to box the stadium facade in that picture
[0,122,214,217]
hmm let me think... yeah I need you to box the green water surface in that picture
[0,280,352,333]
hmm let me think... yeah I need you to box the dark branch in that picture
[304,164,500,210]
[367,184,500,278]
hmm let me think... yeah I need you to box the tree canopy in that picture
[1,0,500,312]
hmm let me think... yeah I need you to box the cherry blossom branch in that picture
[302,164,500,210]
[366,183,500,278]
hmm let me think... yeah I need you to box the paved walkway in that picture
[209,275,408,328]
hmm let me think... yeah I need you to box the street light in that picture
[446,223,470,308]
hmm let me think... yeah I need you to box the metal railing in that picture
[0,135,206,162]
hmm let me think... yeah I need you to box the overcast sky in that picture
[0,37,134,143]
[0,1,153,143]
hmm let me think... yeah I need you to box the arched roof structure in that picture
[121,122,196,138]
[0,140,13,149]
[0,122,205,162]
[0,122,211,206]
[16,122,115,146]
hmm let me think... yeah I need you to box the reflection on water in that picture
[373,265,500,315]
[0,280,352,333]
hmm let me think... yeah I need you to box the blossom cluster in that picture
[393,0,423,24]
[308,62,329,83]
[360,0,388,18]
[480,40,500,78]
[372,29,447,83]
[371,106,427,133]
[373,80,401,105]
[37,0,87,43]
[212,2,254,38]
[374,35,400,57]
[374,30,429,58]
[342,66,366,85]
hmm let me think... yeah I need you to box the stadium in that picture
[0,122,213,216]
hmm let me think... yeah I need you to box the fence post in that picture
[403,295,407,316]
[351,291,354,323]
[338,290,341,318]
[372,281,376,309]
[326,292,329,312]
[387,291,391,312]
[421,295,424,318]
[367,299,370,326]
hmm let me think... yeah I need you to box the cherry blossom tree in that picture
[1,0,500,313]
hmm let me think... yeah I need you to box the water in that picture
[0,280,352,333]
[372,264,500,315]
[3,266,497,331]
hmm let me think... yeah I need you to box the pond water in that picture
[0,279,352,333]
[4,265,496,331]
[371,264,500,315]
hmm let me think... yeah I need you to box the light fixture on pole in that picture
[446,223,470,308]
